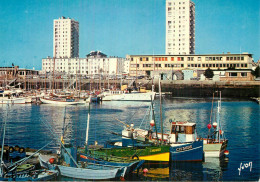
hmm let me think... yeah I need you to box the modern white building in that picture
[53,16,79,58]
[42,51,125,76]
[166,0,195,55]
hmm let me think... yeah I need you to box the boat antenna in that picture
[159,77,164,144]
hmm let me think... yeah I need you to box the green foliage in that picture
[252,65,260,77]
[204,68,214,78]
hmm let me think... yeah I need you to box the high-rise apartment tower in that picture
[53,16,79,58]
[166,0,195,55]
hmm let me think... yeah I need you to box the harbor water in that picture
[0,97,259,181]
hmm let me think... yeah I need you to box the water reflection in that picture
[0,98,259,181]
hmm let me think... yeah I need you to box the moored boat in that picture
[79,153,145,174]
[100,87,156,101]
[40,97,84,105]
[203,92,228,158]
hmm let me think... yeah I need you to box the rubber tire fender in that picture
[131,154,139,160]
[8,146,14,153]
[19,147,25,153]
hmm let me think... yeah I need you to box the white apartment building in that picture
[53,16,79,58]
[166,0,195,55]
[42,51,125,76]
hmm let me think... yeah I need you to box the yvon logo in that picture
[238,162,252,175]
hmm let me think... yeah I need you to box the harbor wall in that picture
[2,79,260,98]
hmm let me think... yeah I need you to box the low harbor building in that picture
[126,52,254,78]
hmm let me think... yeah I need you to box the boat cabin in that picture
[169,121,197,143]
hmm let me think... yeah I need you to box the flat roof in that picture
[128,53,253,57]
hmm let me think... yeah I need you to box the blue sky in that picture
[0,0,259,70]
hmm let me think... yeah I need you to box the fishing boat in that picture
[118,121,204,162]
[87,82,169,162]
[79,151,145,174]
[88,144,170,162]
[38,106,128,180]
[203,92,228,158]
[106,78,204,162]
[38,150,127,180]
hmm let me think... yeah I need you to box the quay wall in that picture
[149,80,260,98]
[3,79,260,98]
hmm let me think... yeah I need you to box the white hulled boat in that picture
[40,97,84,105]
[0,90,26,104]
[203,92,229,158]
[101,87,156,101]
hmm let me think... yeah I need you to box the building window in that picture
[241,73,247,77]
[229,72,237,77]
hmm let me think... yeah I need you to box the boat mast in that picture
[0,107,8,177]
[85,103,90,147]
[61,107,67,145]
[52,54,56,95]
[216,91,221,142]
[151,97,159,143]
[159,77,164,144]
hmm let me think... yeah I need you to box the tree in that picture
[252,65,260,78]
[204,68,214,79]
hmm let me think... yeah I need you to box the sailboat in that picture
[203,92,229,158]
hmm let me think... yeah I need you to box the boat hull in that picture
[0,98,26,104]
[170,141,204,162]
[79,153,144,174]
[40,98,83,105]
[57,165,125,180]
[90,145,170,162]
[203,139,228,158]
[102,92,156,101]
